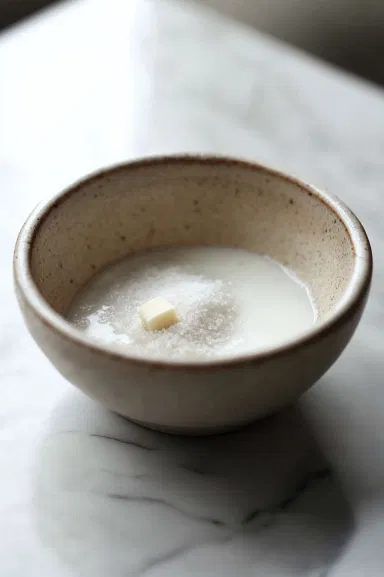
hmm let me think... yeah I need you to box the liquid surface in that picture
[67,246,316,361]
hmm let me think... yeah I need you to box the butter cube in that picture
[139,297,179,331]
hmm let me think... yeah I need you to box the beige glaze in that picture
[14,156,372,434]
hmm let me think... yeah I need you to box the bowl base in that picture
[126,414,261,436]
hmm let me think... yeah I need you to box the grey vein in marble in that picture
[34,393,351,577]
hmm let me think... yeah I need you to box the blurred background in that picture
[202,0,384,85]
[0,0,54,29]
[1,0,384,86]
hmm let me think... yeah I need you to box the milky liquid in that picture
[67,246,316,361]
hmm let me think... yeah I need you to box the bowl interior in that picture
[29,159,355,321]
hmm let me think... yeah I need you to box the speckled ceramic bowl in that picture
[14,156,372,434]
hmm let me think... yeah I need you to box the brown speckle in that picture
[70,278,74,284]
[146,225,156,241]
[93,193,98,199]
[58,262,63,269]
[289,199,294,205]
[91,264,96,270]
[193,199,199,206]
[120,235,126,241]
[184,224,191,231]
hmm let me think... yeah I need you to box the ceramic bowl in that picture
[14,156,372,434]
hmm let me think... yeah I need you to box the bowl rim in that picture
[13,154,373,370]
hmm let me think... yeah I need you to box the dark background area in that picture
[202,0,384,87]
[0,0,56,30]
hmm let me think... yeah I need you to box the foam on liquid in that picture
[67,246,316,361]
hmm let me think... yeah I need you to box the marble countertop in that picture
[1,0,384,575]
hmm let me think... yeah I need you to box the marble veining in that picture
[33,392,350,577]
[1,0,384,575]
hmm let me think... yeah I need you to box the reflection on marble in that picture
[1,0,384,574]
[34,392,351,577]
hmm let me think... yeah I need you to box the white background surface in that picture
[1,0,384,575]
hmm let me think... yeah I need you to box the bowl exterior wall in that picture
[15,280,369,435]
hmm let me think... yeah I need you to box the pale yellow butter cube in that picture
[139,297,179,331]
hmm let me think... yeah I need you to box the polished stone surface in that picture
[0,0,383,575]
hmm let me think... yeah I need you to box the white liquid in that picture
[67,246,316,361]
